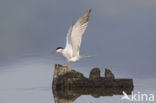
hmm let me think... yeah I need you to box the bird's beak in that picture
[53,51,57,53]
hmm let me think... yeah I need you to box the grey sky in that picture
[0,0,156,78]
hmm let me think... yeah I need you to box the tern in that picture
[53,9,91,67]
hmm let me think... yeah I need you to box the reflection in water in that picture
[52,87,132,103]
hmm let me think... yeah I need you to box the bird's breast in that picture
[62,52,70,60]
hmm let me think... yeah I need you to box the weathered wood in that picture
[89,67,100,79]
[52,64,133,90]
[52,64,134,103]
[105,67,115,79]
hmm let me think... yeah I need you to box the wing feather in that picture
[71,9,91,57]
[65,25,72,49]
[63,25,73,59]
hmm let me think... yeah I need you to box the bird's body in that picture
[53,9,91,67]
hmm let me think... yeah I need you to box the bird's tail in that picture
[79,56,91,60]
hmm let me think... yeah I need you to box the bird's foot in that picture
[65,62,70,68]
[65,66,68,68]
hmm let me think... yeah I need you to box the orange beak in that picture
[53,51,57,53]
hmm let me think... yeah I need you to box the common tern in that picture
[53,9,91,67]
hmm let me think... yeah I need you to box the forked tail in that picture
[79,56,90,60]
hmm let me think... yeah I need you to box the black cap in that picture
[56,47,64,50]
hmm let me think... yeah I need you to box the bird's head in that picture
[53,47,64,53]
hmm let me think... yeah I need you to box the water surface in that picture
[0,57,155,103]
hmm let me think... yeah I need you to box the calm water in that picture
[0,57,156,103]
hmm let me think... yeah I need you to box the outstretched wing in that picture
[65,25,73,49]
[63,25,73,59]
[71,9,91,57]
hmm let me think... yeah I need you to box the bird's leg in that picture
[65,62,70,68]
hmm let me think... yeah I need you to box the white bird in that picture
[53,9,91,67]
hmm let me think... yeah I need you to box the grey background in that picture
[0,0,156,77]
[0,0,156,103]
